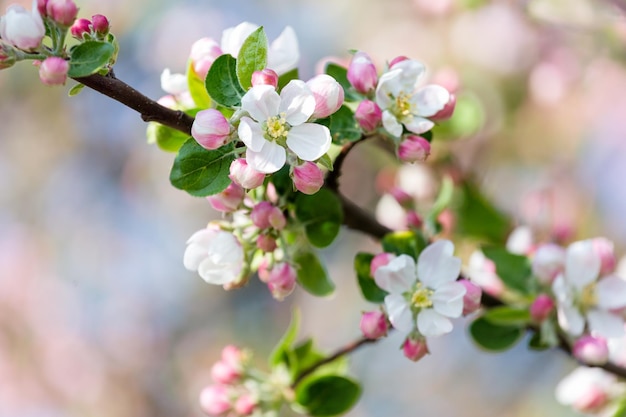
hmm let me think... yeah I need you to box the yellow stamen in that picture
[411,284,433,309]
[265,113,288,140]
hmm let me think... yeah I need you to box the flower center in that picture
[392,92,413,119]
[265,113,289,141]
[411,283,433,309]
[579,283,598,311]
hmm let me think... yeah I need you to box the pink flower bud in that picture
[398,135,431,163]
[70,18,91,40]
[529,294,554,322]
[405,211,423,229]
[359,311,388,339]
[37,0,48,16]
[354,100,382,131]
[91,14,109,35]
[370,252,396,277]
[347,52,378,94]
[0,4,45,50]
[229,158,265,189]
[430,93,456,121]
[251,69,278,88]
[389,187,412,206]
[190,37,223,80]
[573,335,609,365]
[199,385,231,416]
[257,257,272,283]
[532,244,565,285]
[250,202,285,230]
[192,109,231,150]
[306,74,344,119]
[402,336,429,362]
[221,345,244,368]
[38,57,69,86]
[389,56,409,68]
[575,388,609,414]
[211,360,241,385]
[234,393,257,416]
[256,234,277,252]
[591,238,616,276]
[267,263,297,301]
[291,162,324,195]
[207,183,244,213]
[46,0,78,26]
[459,279,482,315]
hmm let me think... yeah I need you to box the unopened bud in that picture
[459,279,482,315]
[347,51,378,94]
[38,56,69,86]
[389,55,409,68]
[370,252,396,277]
[250,202,285,230]
[430,93,456,121]
[207,182,244,213]
[306,74,344,119]
[591,237,616,276]
[91,14,109,35]
[70,18,91,40]
[190,37,223,80]
[573,335,609,365]
[0,4,45,50]
[256,234,277,252]
[398,135,431,163]
[251,68,278,88]
[267,263,297,301]
[46,0,78,27]
[234,393,257,416]
[229,158,265,189]
[37,0,48,16]
[406,210,423,229]
[291,162,324,195]
[402,336,429,362]
[532,244,565,285]
[192,109,231,150]
[354,99,382,131]
[529,294,554,322]
[199,385,231,416]
[211,360,241,385]
[360,311,388,339]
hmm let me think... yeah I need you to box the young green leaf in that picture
[295,375,362,417]
[469,316,524,352]
[354,252,387,303]
[236,26,268,90]
[482,246,532,295]
[68,41,115,77]
[294,189,343,248]
[454,181,511,244]
[381,230,428,260]
[293,250,335,297]
[328,105,361,144]
[187,61,211,109]
[278,68,299,90]
[482,306,531,326]
[147,122,190,152]
[270,309,301,367]
[205,54,246,107]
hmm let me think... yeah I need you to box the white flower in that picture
[160,68,188,95]
[0,1,45,51]
[555,367,622,415]
[238,80,331,173]
[552,240,626,338]
[374,240,465,337]
[375,59,449,137]
[220,22,299,75]
[184,227,244,285]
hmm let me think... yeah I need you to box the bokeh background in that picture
[2,0,626,416]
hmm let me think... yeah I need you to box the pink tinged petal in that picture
[596,276,626,309]
[411,85,450,117]
[384,294,414,333]
[279,80,315,125]
[417,309,453,337]
[220,21,259,56]
[382,111,403,137]
[183,243,207,271]
[374,254,416,294]
[186,228,217,246]
[587,310,625,338]
[392,59,427,88]
[417,240,461,289]
[557,305,585,336]
[267,26,299,75]
[241,85,281,122]
[431,281,466,318]
[246,142,286,174]
[198,258,238,285]
[566,240,601,289]
[375,69,403,108]
[238,117,267,152]
[286,123,331,161]
[403,116,435,135]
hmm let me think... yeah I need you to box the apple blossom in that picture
[389,56,409,68]
[238,81,331,173]
[0,2,45,50]
[234,393,257,416]
[251,69,278,88]
[354,99,382,132]
[306,74,345,119]
[397,135,431,163]
[250,202,285,230]
[199,385,232,416]
[458,279,482,316]
[360,310,388,339]
[532,243,565,285]
[266,263,297,301]
[207,183,244,213]
[370,252,396,277]
[376,59,450,137]
[529,294,554,322]
[70,17,91,39]
[160,68,188,96]
[573,335,609,365]
[374,240,465,337]
[506,225,534,255]
[347,51,378,95]
[465,250,504,296]
[402,336,429,362]
[192,109,232,150]
[38,57,69,86]
[592,237,616,276]
[189,37,223,80]
[291,161,324,195]
[555,367,618,415]
[91,14,109,35]
[430,93,456,121]
[229,158,265,189]
[46,0,78,26]
[211,360,241,385]
[256,235,277,253]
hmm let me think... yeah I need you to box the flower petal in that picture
[220,21,259,57]
[384,294,413,333]
[267,26,299,75]
[411,84,450,117]
[374,254,416,294]
[198,257,238,285]
[403,116,434,135]
[279,80,315,125]
[238,116,266,152]
[241,85,281,122]
[417,309,453,337]
[557,304,585,336]
[566,240,601,289]
[596,276,626,309]
[286,123,331,161]
[183,243,207,271]
[375,68,403,108]
[246,142,286,174]
[417,240,461,289]
[587,310,625,338]
[432,281,466,318]
[382,110,403,137]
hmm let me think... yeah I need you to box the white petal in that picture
[375,68,403,108]
[241,85,281,122]
[160,69,188,95]
[279,80,315,125]
[246,142,286,174]
[557,305,585,336]
[183,243,207,271]
[391,59,426,89]
[556,367,616,405]
[220,22,259,57]
[382,110,403,137]
[238,116,267,152]
[374,254,416,294]
[505,226,534,255]
[286,123,331,161]
[596,276,626,309]
[411,85,450,117]
[417,309,453,337]
[551,274,573,303]
[186,228,217,246]
[432,281,466,318]
[566,240,601,289]
[198,258,238,285]
[587,310,625,338]
[267,26,299,75]
[417,240,461,289]
[403,116,434,135]
[207,232,243,265]
[384,294,413,333]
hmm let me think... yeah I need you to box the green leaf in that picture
[317,154,333,171]
[329,105,361,143]
[169,139,236,196]
[270,309,300,367]
[187,61,211,109]
[295,375,362,417]
[294,189,343,248]
[278,68,299,90]
[146,122,190,152]
[205,54,246,108]
[482,246,532,294]
[427,176,455,221]
[354,252,387,303]
[610,398,626,417]
[381,230,428,260]
[293,250,335,297]
[270,165,294,198]
[325,63,360,102]
[482,306,530,326]
[469,317,524,352]
[454,181,511,244]
[236,26,268,90]
[68,41,115,77]
[68,83,85,96]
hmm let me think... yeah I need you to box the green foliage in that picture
[290,339,347,381]
[169,139,236,196]
[610,398,626,417]
[482,306,531,326]
[146,122,190,152]
[482,246,532,295]
[236,27,268,90]
[68,83,85,96]
[354,252,387,303]
[187,61,211,109]
[278,68,299,90]
[205,54,246,107]
[381,230,428,260]
[454,181,511,244]
[294,189,343,248]
[325,63,360,102]
[295,375,362,417]
[425,176,454,233]
[328,105,362,143]
[293,250,335,297]
[68,41,115,77]
[270,309,301,367]
[270,165,294,198]
[469,316,524,352]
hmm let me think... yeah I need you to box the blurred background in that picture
[2,0,626,416]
